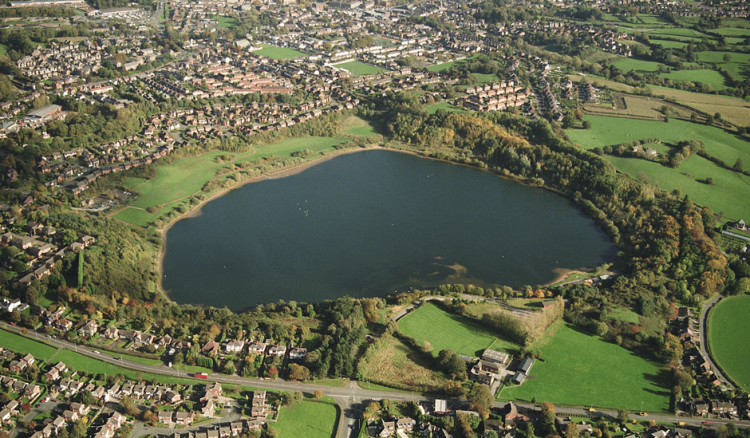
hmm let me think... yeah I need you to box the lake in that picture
[162,149,615,310]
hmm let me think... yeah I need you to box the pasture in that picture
[696,51,750,81]
[605,154,750,220]
[708,295,750,392]
[659,69,728,90]
[567,115,750,167]
[398,302,518,358]
[501,322,671,412]
[252,44,306,60]
[612,58,661,73]
[333,60,384,75]
[274,401,338,438]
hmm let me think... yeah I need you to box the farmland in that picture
[659,69,728,90]
[252,44,307,60]
[398,302,519,357]
[501,322,671,412]
[568,74,750,126]
[567,115,750,166]
[708,295,750,392]
[612,58,661,73]
[567,115,750,219]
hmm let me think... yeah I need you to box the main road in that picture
[2,322,748,438]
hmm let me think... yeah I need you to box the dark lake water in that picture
[162,149,615,310]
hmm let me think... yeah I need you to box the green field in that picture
[612,58,662,73]
[696,51,750,81]
[608,307,640,324]
[50,349,196,385]
[712,27,750,37]
[567,116,750,219]
[502,323,671,412]
[650,40,689,49]
[114,137,347,227]
[607,154,750,220]
[708,295,750,391]
[424,102,467,114]
[274,401,338,438]
[340,116,377,137]
[252,44,306,60]
[567,116,750,167]
[398,302,519,358]
[659,69,728,90]
[0,44,7,55]
[333,60,385,76]
[0,329,58,361]
[211,16,236,28]
[427,54,481,73]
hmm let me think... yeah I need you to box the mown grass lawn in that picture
[502,322,671,412]
[333,60,384,76]
[0,329,58,361]
[398,302,519,357]
[252,44,306,59]
[708,295,750,392]
[274,401,338,438]
[659,69,728,90]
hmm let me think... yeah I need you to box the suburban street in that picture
[2,322,749,438]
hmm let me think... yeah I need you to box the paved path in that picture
[3,322,750,438]
[699,295,736,389]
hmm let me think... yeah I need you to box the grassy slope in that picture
[696,51,750,81]
[0,329,58,361]
[708,295,750,391]
[398,302,519,357]
[502,323,671,412]
[114,137,347,227]
[274,401,338,438]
